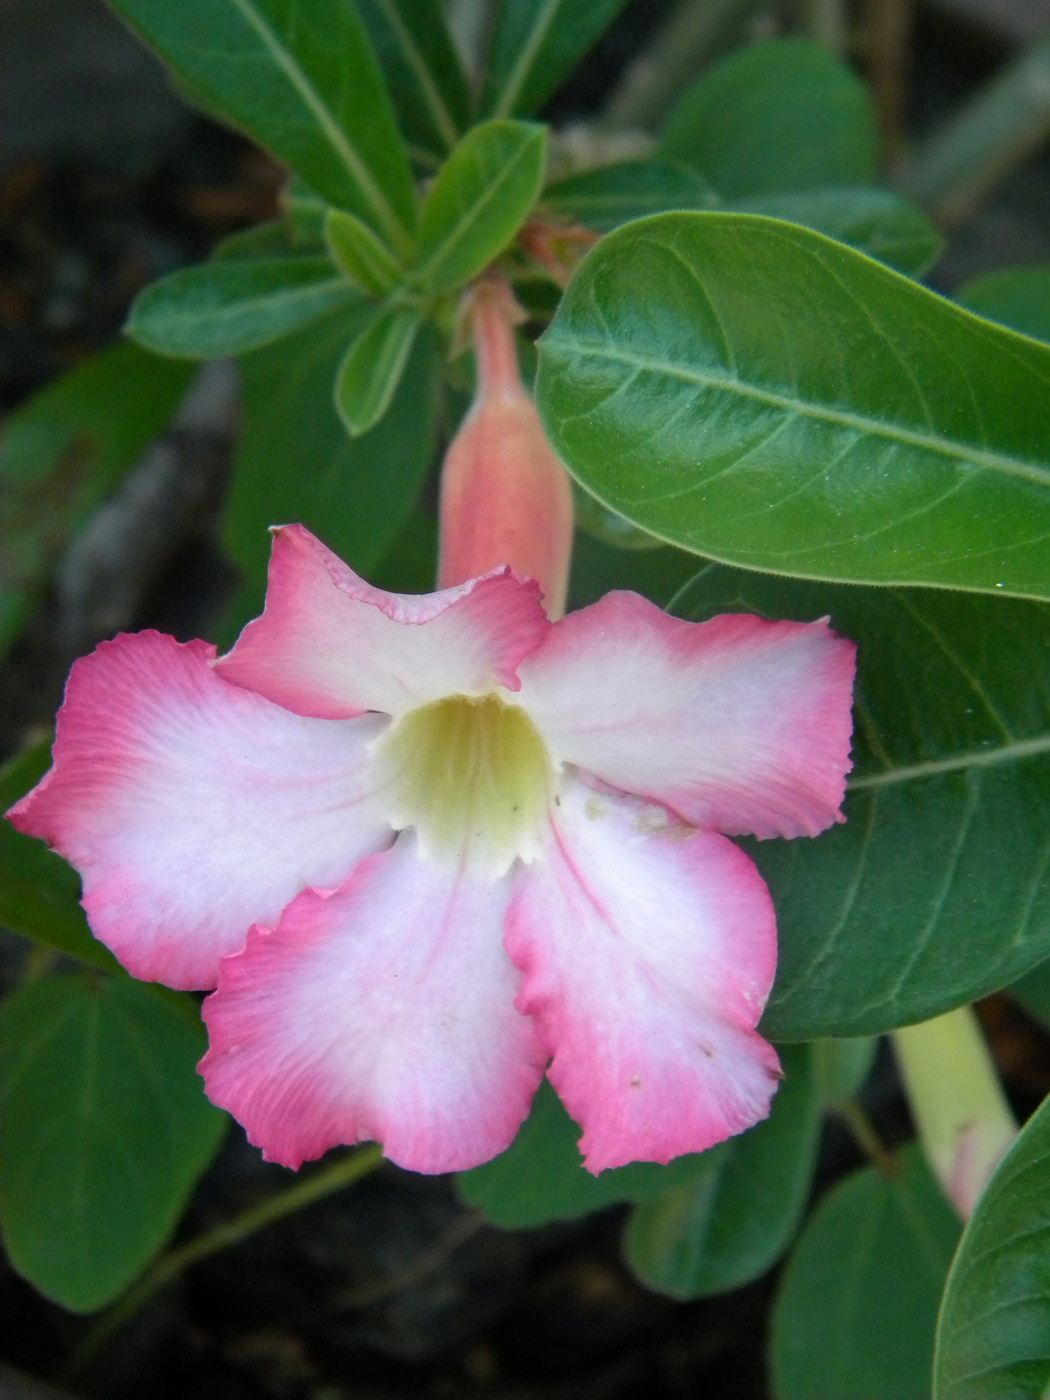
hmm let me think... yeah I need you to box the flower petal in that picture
[216,524,550,718]
[7,631,391,989]
[517,592,856,839]
[201,832,547,1173]
[505,774,781,1173]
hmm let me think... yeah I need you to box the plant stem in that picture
[837,1097,899,1176]
[894,33,1050,225]
[63,1145,383,1382]
[598,0,757,132]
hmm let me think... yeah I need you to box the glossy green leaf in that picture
[0,972,226,1311]
[660,38,878,196]
[326,209,403,295]
[736,187,944,277]
[105,0,416,251]
[671,563,1050,1039]
[414,120,547,293]
[355,0,470,159]
[542,160,719,233]
[334,305,421,435]
[623,1044,820,1298]
[457,1080,713,1229]
[0,742,120,973]
[934,1091,1050,1399]
[0,343,193,654]
[127,257,354,358]
[481,0,629,118]
[537,213,1050,603]
[220,302,438,641]
[771,1146,961,1400]
[956,265,1050,342]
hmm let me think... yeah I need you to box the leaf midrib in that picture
[414,132,541,287]
[490,0,562,118]
[141,277,350,331]
[543,336,1050,489]
[848,733,1050,791]
[376,0,460,151]
[228,0,411,253]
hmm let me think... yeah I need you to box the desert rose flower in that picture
[5,281,856,1177]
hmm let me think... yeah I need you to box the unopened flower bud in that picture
[439,279,574,619]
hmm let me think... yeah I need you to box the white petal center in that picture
[376,694,554,874]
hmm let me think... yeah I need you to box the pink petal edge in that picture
[517,591,857,840]
[505,773,781,1173]
[215,524,551,719]
[201,832,547,1173]
[7,630,391,989]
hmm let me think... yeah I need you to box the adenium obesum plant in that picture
[6,279,856,1176]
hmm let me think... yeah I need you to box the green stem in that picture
[837,1097,899,1176]
[63,1145,383,1382]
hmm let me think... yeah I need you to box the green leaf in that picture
[355,0,470,159]
[219,301,438,641]
[770,1146,961,1400]
[671,563,1050,1039]
[481,0,629,119]
[934,1092,1050,1399]
[325,209,403,295]
[334,305,421,435]
[568,531,701,612]
[211,219,305,262]
[127,257,355,358]
[457,1079,712,1228]
[1008,959,1050,1028]
[956,265,1050,342]
[736,187,944,277]
[0,972,226,1311]
[537,212,1050,603]
[660,38,878,197]
[105,0,416,252]
[542,160,719,233]
[623,1044,820,1298]
[572,482,664,550]
[414,120,547,294]
[811,1037,879,1104]
[0,742,121,973]
[0,342,193,655]
[282,176,329,248]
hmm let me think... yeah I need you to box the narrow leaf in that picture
[538,213,1050,602]
[660,38,878,196]
[457,1079,713,1229]
[669,564,1050,1040]
[105,0,416,250]
[736,187,944,277]
[542,161,719,233]
[624,1044,820,1298]
[481,0,628,118]
[326,209,403,295]
[355,0,471,158]
[0,742,120,973]
[127,257,355,358]
[0,973,226,1311]
[957,265,1050,342]
[334,305,421,435]
[0,343,193,655]
[934,1091,1050,1399]
[414,120,547,293]
[770,1147,960,1400]
[219,302,438,642]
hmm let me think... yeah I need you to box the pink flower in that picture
[7,524,855,1175]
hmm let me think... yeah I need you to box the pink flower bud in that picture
[439,279,574,619]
